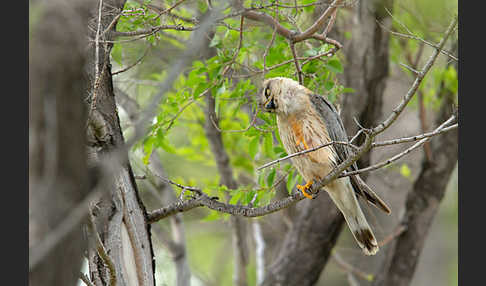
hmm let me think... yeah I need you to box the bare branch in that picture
[342,115,457,178]
[221,15,245,77]
[372,124,457,147]
[332,252,372,282]
[293,0,344,42]
[257,141,359,171]
[147,117,457,220]
[321,8,338,38]
[94,0,103,83]
[155,0,188,20]
[372,16,457,135]
[376,19,458,62]
[209,104,261,133]
[112,24,198,38]
[235,0,342,47]
[234,48,339,79]
[289,41,303,84]
[377,225,407,247]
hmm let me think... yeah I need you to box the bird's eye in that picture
[265,87,270,98]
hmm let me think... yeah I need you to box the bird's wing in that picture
[308,94,351,165]
[309,94,391,214]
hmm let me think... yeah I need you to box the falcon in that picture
[261,77,391,255]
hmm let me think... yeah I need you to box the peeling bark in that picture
[85,1,155,285]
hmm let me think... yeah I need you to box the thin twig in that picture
[94,0,103,83]
[399,62,420,75]
[234,49,339,79]
[262,3,279,79]
[293,0,344,42]
[372,16,457,135]
[342,115,456,178]
[376,19,458,62]
[321,8,338,38]
[289,41,303,84]
[154,0,188,21]
[112,24,198,38]
[112,45,151,75]
[80,273,95,286]
[100,12,121,37]
[378,225,407,247]
[332,252,373,281]
[257,141,358,171]
[372,124,457,147]
[209,104,261,133]
[145,16,458,222]
[221,16,245,77]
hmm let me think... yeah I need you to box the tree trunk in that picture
[339,0,394,171]
[29,1,94,285]
[373,46,458,286]
[85,1,155,285]
[261,196,344,286]
[205,92,249,286]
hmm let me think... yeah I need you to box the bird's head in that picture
[260,77,311,115]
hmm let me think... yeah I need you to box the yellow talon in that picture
[297,180,314,199]
[296,138,309,150]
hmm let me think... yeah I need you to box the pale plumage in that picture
[261,77,391,255]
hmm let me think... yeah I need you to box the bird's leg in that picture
[296,137,310,150]
[297,180,314,199]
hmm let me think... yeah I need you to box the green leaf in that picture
[249,137,260,159]
[142,136,155,164]
[202,210,221,221]
[111,43,122,66]
[304,49,318,57]
[229,191,243,205]
[244,190,256,205]
[286,169,295,192]
[341,87,356,94]
[209,35,221,47]
[273,146,286,156]
[326,58,343,74]
[264,133,274,157]
[267,168,276,187]
[324,81,334,91]
[258,170,266,187]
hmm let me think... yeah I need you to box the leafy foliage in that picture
[111,0,458,285]
[111,1,354,221]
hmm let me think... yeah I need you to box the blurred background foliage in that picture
[105,0,458,285]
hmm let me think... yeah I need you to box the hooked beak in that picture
[264,98,276,111]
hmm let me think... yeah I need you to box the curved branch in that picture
[372,16,457,135]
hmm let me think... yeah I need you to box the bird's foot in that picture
[296,138,309,150]
[297,180,314,199]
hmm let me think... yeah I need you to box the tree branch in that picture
[145,16,458,225]
[373,16,457,135]
[293,0,344,42]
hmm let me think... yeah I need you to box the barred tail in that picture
[326,177,379,255]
